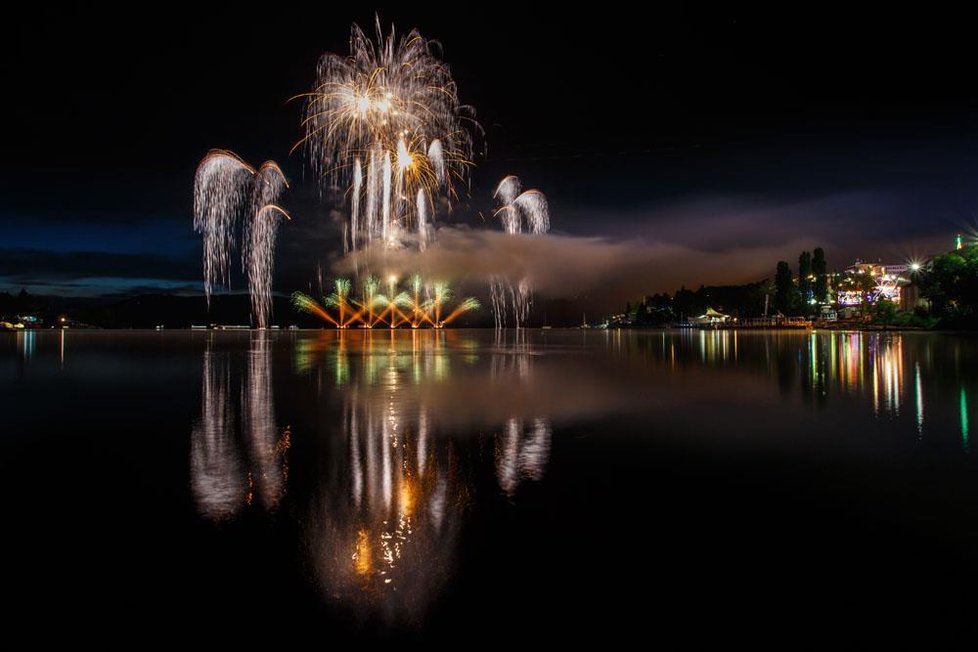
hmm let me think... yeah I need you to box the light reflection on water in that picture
[9,329,978,634]
[962,388,970,452]
[179,328,978,623]
[651,330,932,426]
[190,332,290,520]
[307,384,465,621]
[299,330,553,620]
[17,330,35,361]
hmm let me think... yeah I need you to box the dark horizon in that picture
[3,8,977,309]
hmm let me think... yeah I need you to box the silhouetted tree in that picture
[774,261,796,315]
[919,245,978,317]
[813,248,828,303]
[798,251,812,304]
[673,286,698,320]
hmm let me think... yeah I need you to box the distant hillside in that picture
[73,293,330,329]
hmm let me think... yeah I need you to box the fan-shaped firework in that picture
[299,18,478,251]
[292,276,479,329]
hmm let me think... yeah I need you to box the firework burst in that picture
[292,276,479,329]
[298,18,479,251]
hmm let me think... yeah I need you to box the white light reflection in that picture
[190,334,290,520]
[915,362,924,438]
[17,330,35,362]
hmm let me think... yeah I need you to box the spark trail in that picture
[193,150,289,328]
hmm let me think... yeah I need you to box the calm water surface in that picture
[3,329,978,639]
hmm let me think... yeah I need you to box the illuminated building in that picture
[836,260,914,311]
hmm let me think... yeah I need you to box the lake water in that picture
[3,329,977,640]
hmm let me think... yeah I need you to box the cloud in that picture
[331,227,806,309]
[560,190,953,249]
[0,247,199,295]
[3,190,957,304]
[327,189,955,312]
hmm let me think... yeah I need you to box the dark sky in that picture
[3,7,977,301]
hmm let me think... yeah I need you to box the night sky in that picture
[3,7,977,304]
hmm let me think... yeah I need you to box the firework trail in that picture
[194,150,289,328]
[514,190,549,234]
[417,189,430,252]
[193,150,255,304]
[299,18,478,249]
[494,175,521,206]
[246,162,290,328]
[293,276,478,328]
[491,176,551,328]
[293,291,340,327]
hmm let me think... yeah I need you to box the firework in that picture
[246,163,290,329]
[193,21,557,332]
[298,18,478,250]
[193,150,290,328]
[293,291,340,328]
[293,276,479,328]
[193,150,254,303]
[490,176,551,328]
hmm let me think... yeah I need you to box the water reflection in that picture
[496,417,551,496]
[962,388,970,452]
[190,333,289,520]
[190,346,244,519]
[17,330,35,361]
[915,363,924,438]
[613,330,978,440]
[294,330,554,622]
[183,328,978,627]
[491,331,552,495]
[307,388,464,622]
[872,336,903,416]
[783,332,913,419]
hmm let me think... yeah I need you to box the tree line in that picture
[916,243,978,327]
[774,247,828,316]
[620,248,830,325]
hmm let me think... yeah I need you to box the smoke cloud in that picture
[330,227,809,311]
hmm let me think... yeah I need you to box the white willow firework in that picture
[490,176,551,329]
[193,150,254,302]
[193,150,290,328]
[246,162,290,329]
[298,18,478,251]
